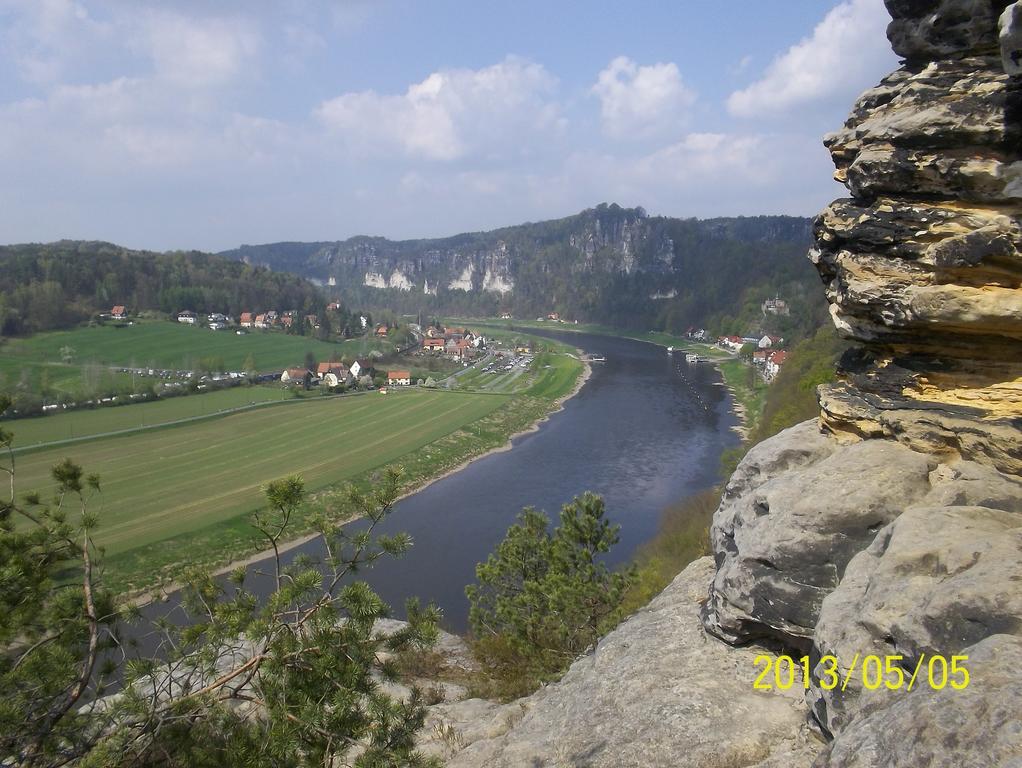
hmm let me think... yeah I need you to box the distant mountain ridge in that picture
[219,204,817,331]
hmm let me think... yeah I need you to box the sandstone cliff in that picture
[425,3,1022,766]
[218,206,814,328]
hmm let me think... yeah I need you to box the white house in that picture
[758,334,784,349]
[177,311,197,324]
[765,350,789,378]
[349,359,372,379]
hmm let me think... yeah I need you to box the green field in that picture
[4,320,586,594]
[6,385,297,447]
[14,389,511,590]
[0,320,389,397]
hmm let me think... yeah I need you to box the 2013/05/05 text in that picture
[752,653,969,692]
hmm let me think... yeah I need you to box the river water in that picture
[224,330,740,634]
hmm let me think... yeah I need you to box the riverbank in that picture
[126,353,590,605]
[465,319,765,438]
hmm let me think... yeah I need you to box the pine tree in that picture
[466,492,635,693]
[0,396,441,767]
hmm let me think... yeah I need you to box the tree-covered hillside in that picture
[0,241,325,335]
[221,204,823,337]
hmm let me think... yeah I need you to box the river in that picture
[222,330,740,634]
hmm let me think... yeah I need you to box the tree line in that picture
[0,241,326,336]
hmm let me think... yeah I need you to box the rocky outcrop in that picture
[810,0,1022,475]
[809,500,1022,734]
[439,558,821,768]
[1003,2,1022,75]
[702,3,1022,765]
[704,422,935,650]
[816,634,1022,768]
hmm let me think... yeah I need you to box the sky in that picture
[0,0,899,252]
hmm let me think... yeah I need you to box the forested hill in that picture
[0,241,324,335]
[220,204,822,336]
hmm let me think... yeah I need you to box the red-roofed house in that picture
[386,370,411,386]
[239,312,254,327]
[281,367,313,385]
[766,350,789,378]
[423,338,446,352]
[317,363,346,387]
[111,305,127,319]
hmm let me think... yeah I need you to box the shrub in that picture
[465,493,635,697]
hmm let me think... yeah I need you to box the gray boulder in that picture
[704,424,934,649]
[1000,1,1022,74]
[808,503,1022,734]
[817,634,1022,767]
[885,0,1009,63]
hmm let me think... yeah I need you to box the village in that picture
[280,324,501,392]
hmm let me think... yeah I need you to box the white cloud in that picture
[0,0,113,84]
[315,56,562,161]
[591,56,695,139]
[727,0,895,118]
[137,11,261,88]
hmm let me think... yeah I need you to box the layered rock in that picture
[810,0,1022,475]
[703,3,1022,764]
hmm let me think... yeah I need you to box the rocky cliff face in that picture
[705,0,1022,762]
[429,4,1022,767]
[811,0,1022,475]
[219,206,814,327]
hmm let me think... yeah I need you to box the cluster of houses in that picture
[280,360,412,389]
[716,333,784,352]
[420,326,484,361]
[534,312,580,324]
[238,310,319,331]
[717,333,788,379]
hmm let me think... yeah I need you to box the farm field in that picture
[6,385,295,447]
[15,389,510,563]
[0,321,390,396]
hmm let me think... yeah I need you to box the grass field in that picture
[6,385,297,447]
[15,389,508,558]
[0,320,389,397]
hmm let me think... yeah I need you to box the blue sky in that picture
[0,0,898,251]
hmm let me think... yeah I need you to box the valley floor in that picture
[7,334,585,596]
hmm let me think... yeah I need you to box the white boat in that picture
[667,346,674,354]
